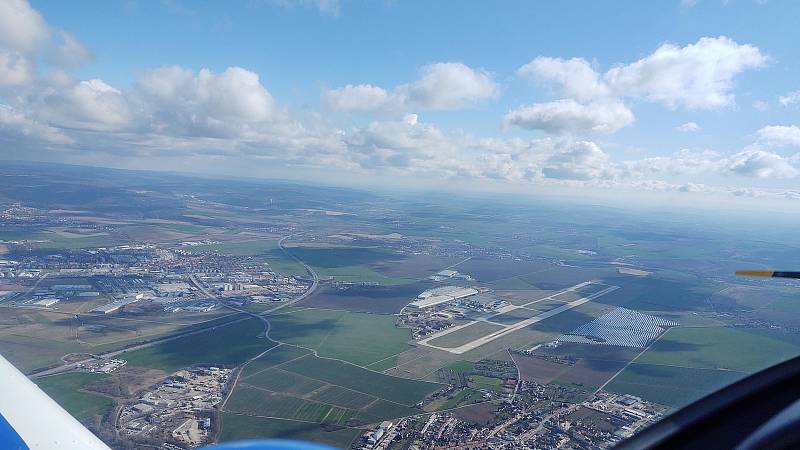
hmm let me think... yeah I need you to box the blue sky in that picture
[2,0,800,205]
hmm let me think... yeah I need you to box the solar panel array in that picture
[558,307,678,348]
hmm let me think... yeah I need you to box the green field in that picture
[241,345,312,377]
[487,277,538,290]
[225,347,442,439]
[433,387,486,410]
[309,385,376,409]
[445,360,476,373]
[637,327,800,372]
[226,386,352,424]
[359,400,420,421]
[286,246,414,285]
[35,373,114,421]
[286,246,398,268]
[123,318,274,372]
[219,413,360,448]
[243,368,326,396]
[143,221,208,234]
[468,375,505,393]
[267,309,412,366]
[606,363,745,407]
[0,333,83,374]
[282,355,440,405]
[29,231,119,249]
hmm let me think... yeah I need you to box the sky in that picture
[1,0,800,207]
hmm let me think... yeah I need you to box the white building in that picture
[408,286,478,309]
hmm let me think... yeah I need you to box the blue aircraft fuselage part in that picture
[0,412,29,450]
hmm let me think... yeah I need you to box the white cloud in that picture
[756,125,800,147]
[34,79,134,132]
[0,104,72,144]
[135,66,276,137]
[518,36,766,110]
[779,90,800,106]
[541,140,612,180]
[620,146,799,181]
[753,100,769,111]
[404,62,499,110]
[677,182,709,192]
[605,37,766,109]
[675,121,701,132]
[0,0,49,54]
[0,0,794,200]
[48,31,92,67]
[517,57,608,102]
[503,99,633,134]
[0,49,33,86]
[343,114,463,172]
[323,84,394,113]
[727,148,798,179]
[325,62,498,113]
[620,149,723,178]
[0,0,92,86]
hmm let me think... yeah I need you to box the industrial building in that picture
[408,286,478,309]
[32,298,60,307]
[90,293,147,314]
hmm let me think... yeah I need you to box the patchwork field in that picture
[223,348,442,440]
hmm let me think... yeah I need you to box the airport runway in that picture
[417,282,619,354]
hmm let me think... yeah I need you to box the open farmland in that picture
[223,348,443,439]
[300,282,432,314]
[636,326,800,372]
[219,413,360,448]
[605,363,745,408]
[281,355,441,405]
[266,309,413,366]
[284,246,415,285]
[122,318,274,372]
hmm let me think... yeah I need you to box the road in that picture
[509,349,522,403]
[12,272,49,302]
[276,234,319,304]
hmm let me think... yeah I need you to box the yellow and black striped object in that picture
[735,270,800,279]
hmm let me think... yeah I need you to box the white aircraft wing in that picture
[0,354,110,450]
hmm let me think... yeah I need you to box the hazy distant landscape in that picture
[1,162,799,449]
